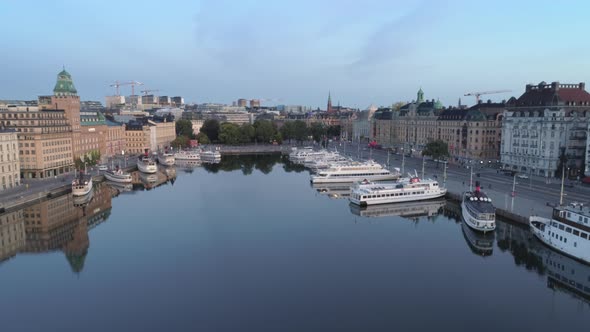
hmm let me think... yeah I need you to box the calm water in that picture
[1,155,589,331]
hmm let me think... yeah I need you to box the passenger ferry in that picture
[157,151,176,166]
[72,172,93,196]
[349,198,445,219]
[461,181,496,233]
[530,202,590,264]
[201,147,221,163]
[137,155,158,174]
[104,167,132,183]
[288,147,315,163]
[174,150,200,161]
[311,161,398,184]
[349,173,446,206]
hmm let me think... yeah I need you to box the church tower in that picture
[327,91,333,113]
[417,87,424,104]
[49,67,81,158]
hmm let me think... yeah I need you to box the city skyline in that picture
[2,0,590,108]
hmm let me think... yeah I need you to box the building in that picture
[501,81,590,178]
[0,104,73,178]
[105,95,125,109]
[141,94,158,105]
[250,99,261,108]
[125,120,151,154]
[106,120,126,157]
[149,116,176,151]
[586,122,590,177]
[353,105,377,142]
[327,92,334,114]
[237,99,248,107]
[158,96,171,106]
[0,129,20,190]
[79,111,108,161]
[171,96,184,107]
[80,101,104,112]
[124,116,175,154]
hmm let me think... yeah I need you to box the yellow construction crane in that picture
[464,89,511,103]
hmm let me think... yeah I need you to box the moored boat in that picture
[461,181,496,233]
[311,160,398,184]
[104,167,132,183]
[137,155,158,174]
[201,147,221,163]
[72,172,93,196]
[349,173,446,206]
[174,150,200,161]
[157,151,175,166]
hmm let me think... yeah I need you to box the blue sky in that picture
[2,0,589,109]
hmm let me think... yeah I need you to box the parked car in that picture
[516,173,529,179]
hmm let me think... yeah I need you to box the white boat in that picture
[311,160,398,184]
[349,198,446,219]
[530,202,590,264]
[349,173,446,206]
[137,155,158,174]
[104,168,132,183]
[174,150,200,161]
[72,173,93,196]
[157,151,175,166]
[201,147,221,163]
[461,181,496,233]
[288,147,314,162]
[73,188,94,206]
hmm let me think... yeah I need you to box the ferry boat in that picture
[349,198,445,219]
[72,172,93,196]
[157,151,175,166]
[201,147,221,163]
[137,155,158,174]
[174,150,200,161]
[461,221,494,257]
[349,173,446,206]
[311,161,398,184]
[288,147,314,163]
[461,181,496,233]
[73,188,94,206]
[530,202,590,264]
[104,167,132,183]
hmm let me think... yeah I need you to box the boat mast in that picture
[443,162,447,187]
[559,166,565,206]
[421,155,425,179]
[386,151,390,168]
[402,152,405,174]
[512,173,516,197]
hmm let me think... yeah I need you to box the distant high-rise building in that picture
[250,99,260,108]
[237,99,247,107]
[171,96,184,107]
[105,95,125,109]
[159,96,171,106]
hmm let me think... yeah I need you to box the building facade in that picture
[0,129,20,190]
[501,82,590,178]
[125,120,151,154]
[106,120,126,157]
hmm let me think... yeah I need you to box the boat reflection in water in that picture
[105,181,133,193]
[461,220,494,257]
[72,189,94,207]
[175,160,202,173]
[349,198,445,220]
[312,182,351,200]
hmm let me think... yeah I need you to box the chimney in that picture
[579,82,585,90]
[475,181,480,193]
[551,81,559,91]
[525,84,532,92]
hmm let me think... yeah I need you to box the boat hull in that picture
[461,201,496,232]
[104,171,132,183]
[530,216,590,264]
[72,178,93,196]
[311,174,398,184]
[138,161,158,174]
[349,190,446,206]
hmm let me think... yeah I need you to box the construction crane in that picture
[110,80,144,96]
[140,89,160,95]
[464,89,511,103]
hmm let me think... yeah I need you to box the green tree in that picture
[254,119,276,143]
[292,120,308,143]
[175,119,194,138]
[327,125,341,138]
[239,123,256,144]
[219,122,242,145]
[422,140,449,168]
[200,119,220,142]
[272,132,283,145]
[196,132,210,145]
[280,121,295,143]
[309,122,326,143]
[171,135,190,148]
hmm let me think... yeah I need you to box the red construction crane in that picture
[110,80,144,96]
[464,89,512,103]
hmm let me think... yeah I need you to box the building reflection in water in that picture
[349,198,446,222]
[461,221,494,257]
[0,183,114,272]
[129,168,176,191]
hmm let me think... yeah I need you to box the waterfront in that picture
[1,155,589,331]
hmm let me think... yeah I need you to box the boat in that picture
[201,147,221,163]
[461,221,494,256]
[288,146,314,163]
[461,179,496,233]
[349,198,446,219]
[311,160,399,184]
[104,167,132,183]
[73,188,94,206]
[349,172,446,206]
[530,202,590,264]
[174,150,200,161]
[137,155,158,174]
[157,150,175,166]
[72,171,93,196]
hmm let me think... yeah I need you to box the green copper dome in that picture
[434,98,443,109]
[53,67,78,96]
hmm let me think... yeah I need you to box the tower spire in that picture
[327,91,333,113]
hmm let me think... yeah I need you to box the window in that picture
[558,224,565,230]
[566,227,572,233]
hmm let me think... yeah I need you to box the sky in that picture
[2,0,590,109]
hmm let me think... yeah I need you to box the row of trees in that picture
[174,118,342,146]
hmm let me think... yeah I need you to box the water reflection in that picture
[461,221,494,257]
[0,183,113,272]
[202,154,282,175]
[127,169,176,191]
[349,198,446,222]
[312,182,351,200]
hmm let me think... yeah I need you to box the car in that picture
[516,174,529,179]
[98,165,108,171]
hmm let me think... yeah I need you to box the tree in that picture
[196,132,210,145]
[200,119,220,142]
[392,101,406,111]
[219,122,241,145]
[175,119,194,138]
[309,122,326,143]
[171,135,190,148]
[292,120,308,143]
[422,140,449,168]
[272,132,283,145]
[280,121,295,143]
[254,119,276,143]
[327,125,341,138]
[239,123,256,144]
